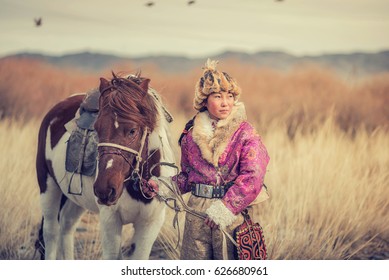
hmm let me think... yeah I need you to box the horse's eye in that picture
[127,128,136,137]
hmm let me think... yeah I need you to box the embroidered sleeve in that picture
[222,128,270,215]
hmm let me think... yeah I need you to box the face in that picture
[93,106,142,206]
[205,91,235,120]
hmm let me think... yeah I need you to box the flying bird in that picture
[34,17,42,27]
[145,1,154,7]
[188,0,196,5]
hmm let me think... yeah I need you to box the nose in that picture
[94,184,117,205]
[107,187,116,200]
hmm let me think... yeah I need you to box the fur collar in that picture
[192,102,247,166]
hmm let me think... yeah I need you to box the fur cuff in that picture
[205,200,237,229]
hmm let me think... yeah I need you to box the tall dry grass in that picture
[0,119,41,259]
[259,116,389,259]
[0,116,387,259]
[0,58,388,259]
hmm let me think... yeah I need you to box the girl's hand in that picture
[204,216,219,229]
[141,179,159,198]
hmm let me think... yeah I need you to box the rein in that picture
[147,162,240,259]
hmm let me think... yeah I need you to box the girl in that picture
[148,59,269,259]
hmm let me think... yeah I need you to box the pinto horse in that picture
[36,73,175,259]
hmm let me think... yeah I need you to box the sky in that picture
[1,0,389,58]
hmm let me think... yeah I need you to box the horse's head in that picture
[93,73,157,206]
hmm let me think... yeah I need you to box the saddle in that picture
[65,85,174,180]
[65,88,99,178]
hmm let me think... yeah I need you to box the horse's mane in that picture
[99,72,176,163]
[101,73,158,131]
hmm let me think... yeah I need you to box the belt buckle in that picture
[197,183,213,198]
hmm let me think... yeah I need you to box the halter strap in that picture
[97,143,140,157]
[135,128,148,172]
[97,128,149,173]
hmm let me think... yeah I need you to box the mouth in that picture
[97,197,118,206]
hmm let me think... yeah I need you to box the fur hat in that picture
[193,59,241,111]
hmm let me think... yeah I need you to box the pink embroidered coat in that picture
[175,102,270,216]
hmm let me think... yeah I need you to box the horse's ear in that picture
[99,77,110,94]
[139,78,150,93]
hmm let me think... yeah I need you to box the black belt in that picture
[190,181,234,198]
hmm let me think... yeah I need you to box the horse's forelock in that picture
[101,76,157,130]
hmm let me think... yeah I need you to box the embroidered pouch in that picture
[233,210,267,260]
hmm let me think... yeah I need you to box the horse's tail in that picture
[36,108,51,194]
[34,218,45,260]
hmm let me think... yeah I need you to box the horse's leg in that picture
[58,200,85,259]
[130,206,166,260]
[99,208,123,259]
[40,176,62,260]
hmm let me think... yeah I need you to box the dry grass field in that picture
[0,58,388,259]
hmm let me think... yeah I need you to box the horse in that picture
[35,73,176,259]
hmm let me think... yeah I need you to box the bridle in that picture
[97,128,149,183]
[96,79,154,191]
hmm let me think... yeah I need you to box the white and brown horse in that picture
[36,73,175,259]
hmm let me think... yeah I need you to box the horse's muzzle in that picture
[94,185,118,206]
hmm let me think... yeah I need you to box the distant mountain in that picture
[2,52,125,72]
[2,50,389,75]
[215,50,389,75]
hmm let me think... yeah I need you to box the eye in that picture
[126,128,137,137]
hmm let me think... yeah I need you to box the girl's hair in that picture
[178,107,207,146]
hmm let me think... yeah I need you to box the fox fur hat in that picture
[193,59,241,111]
